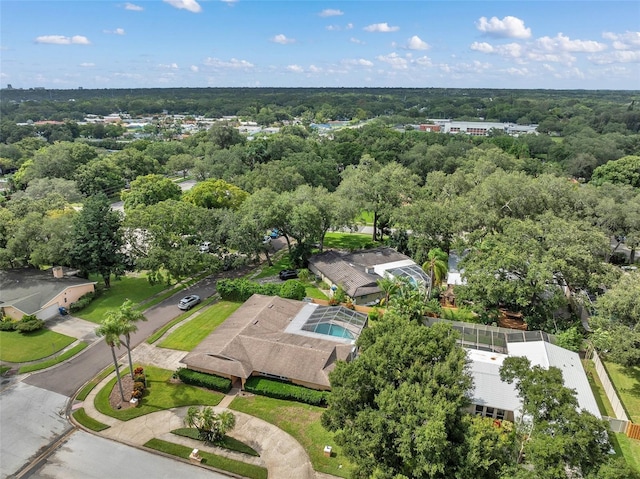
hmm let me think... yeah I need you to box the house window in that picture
[486,407,494,417]
[475,404,484,415]
[496,409,505,420]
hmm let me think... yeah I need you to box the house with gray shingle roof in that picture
[181,294,368,390]
[308,247,429,305]
[0,267,96,321]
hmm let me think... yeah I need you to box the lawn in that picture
[158,301,241,351]
[604,361,640,423]
[75,273,170,323]
[583,360,616,417]
[230,395,353,478]
[147,295,218,344]
[144,438,268,479]
[305,285,329,300]
[171,428,260,457]
[94,365,223,421]
[0,329,76,363]
[252,253,294,279]
[323,232,376,251]
[72,408,110,432]
[611,433,640,473]
[19,342,88,373]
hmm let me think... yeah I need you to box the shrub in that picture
[279,280,306,300]
[244,377,330,406]
[134,367,144,375]
[134,374,146,384]
[15,315,45,333]
[69,291,96,313]
[175,368,232,393]
[0,319,16,331]
[133,381,145,392]
[131,389,143,399]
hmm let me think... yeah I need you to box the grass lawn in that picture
[158,301,241,351]
[94,365,223,421]
[604,361,640,423]
[305,285,329,300]
[76,273,170,323]
[75,366,116,401]
[0,366,10,375]
[72,408,110,432]
[252,253,294,279]
[171,428,260,457]
[144,438,268,479]
[356,211,374,225]
[19,342,88,373]
[0,329,76,363]
[583,360,616,417]
[323,232,376,251]
[611,433,640,472]
[230,395,353,478]
[147,295,218,344]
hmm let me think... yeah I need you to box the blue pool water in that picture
[314,323,354,339]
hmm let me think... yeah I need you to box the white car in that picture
[199,241,211,253]
[178,295,201,310]
[262,236,272,245]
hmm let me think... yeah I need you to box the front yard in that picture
[0,329,76,363]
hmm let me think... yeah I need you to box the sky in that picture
[1,0,639,90]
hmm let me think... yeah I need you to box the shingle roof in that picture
[308,247,413,298]
[182,294,359,388]
[0,268,96,315]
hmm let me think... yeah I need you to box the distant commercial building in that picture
[420,120,538,137]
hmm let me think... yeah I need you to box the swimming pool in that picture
[313,322,355,339]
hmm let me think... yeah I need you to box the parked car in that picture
[262,235,272,244]
[199,241,211,253]
[269,229,281,239]
[279,269,298,281]
[178,294,201,310]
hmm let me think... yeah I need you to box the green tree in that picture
[69,194,125,288]
[422,248,448,299]
[75,158,125,197]
[183,179,248,210]
[595,271,640,327]
[106,299,147,379]
[322,316,473,478]
[184,406,236,444]
[591,155,640,187]
[500,356,611,478]
[122,174,182,211]
[96,316,126,402]
[165,153,196,178]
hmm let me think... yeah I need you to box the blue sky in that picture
[1,1,639,90]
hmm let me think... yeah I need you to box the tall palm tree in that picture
[108,299,147,379]
[422,248,449,300]
[96,317,126,402]
[377,276,401,307]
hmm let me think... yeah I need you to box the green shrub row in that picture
[217,278,305,302]
[244,377,330,407]
[176,368,232,393]
[0,314,45,333]
[69,291,95,313]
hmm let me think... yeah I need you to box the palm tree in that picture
[109,299,147,379]
[95,317,126,402]
[422,248,448,300]
[377,276,401,307]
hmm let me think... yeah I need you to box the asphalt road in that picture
[25,274,219,397]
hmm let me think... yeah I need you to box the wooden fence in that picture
[627,422,640,440]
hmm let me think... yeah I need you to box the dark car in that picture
[279,269,298,281]
[178,294,201,310]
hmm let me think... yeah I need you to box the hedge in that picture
[217,278,305,302]
[69,291,95,313]
[176,368,232,393]
[244,377,330,406]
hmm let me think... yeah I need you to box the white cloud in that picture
[158,63,179,69]
[204,57,254,68]
[498,43,524,59]
[376,52,408,69]
[476,16,531,39]
[470,41,494,53]
[505,67,529,76]
[79,62,95,67]
[588,50,640,64]
[271,34,295,44]
[364,23,399,33]
[536,33,606,53]
[220,0,238,4]
[164,0,202,13]
[35,35,90,45]
[342,58,374,67]
[308,65,322,73]
[190,65,199,72]
[287,64,304,73]
[407,35,430,50]
[326,23,353,31]
[527,51,576,64]
[603,31,640,50]
[414,56,432,66]
[124,3,143,11]
[104,28,126,35]
[319,9,343,17]
[350,37,365,45]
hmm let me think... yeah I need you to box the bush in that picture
[279,280,306,300]
[0,319,16,331]
[133,381,145,392]
[69,291,96,313]
[217,278,305,302]
[176,368,232,393]
[244,377,330,406]
[15,314,45,333]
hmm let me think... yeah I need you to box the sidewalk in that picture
[73,342,317,479]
